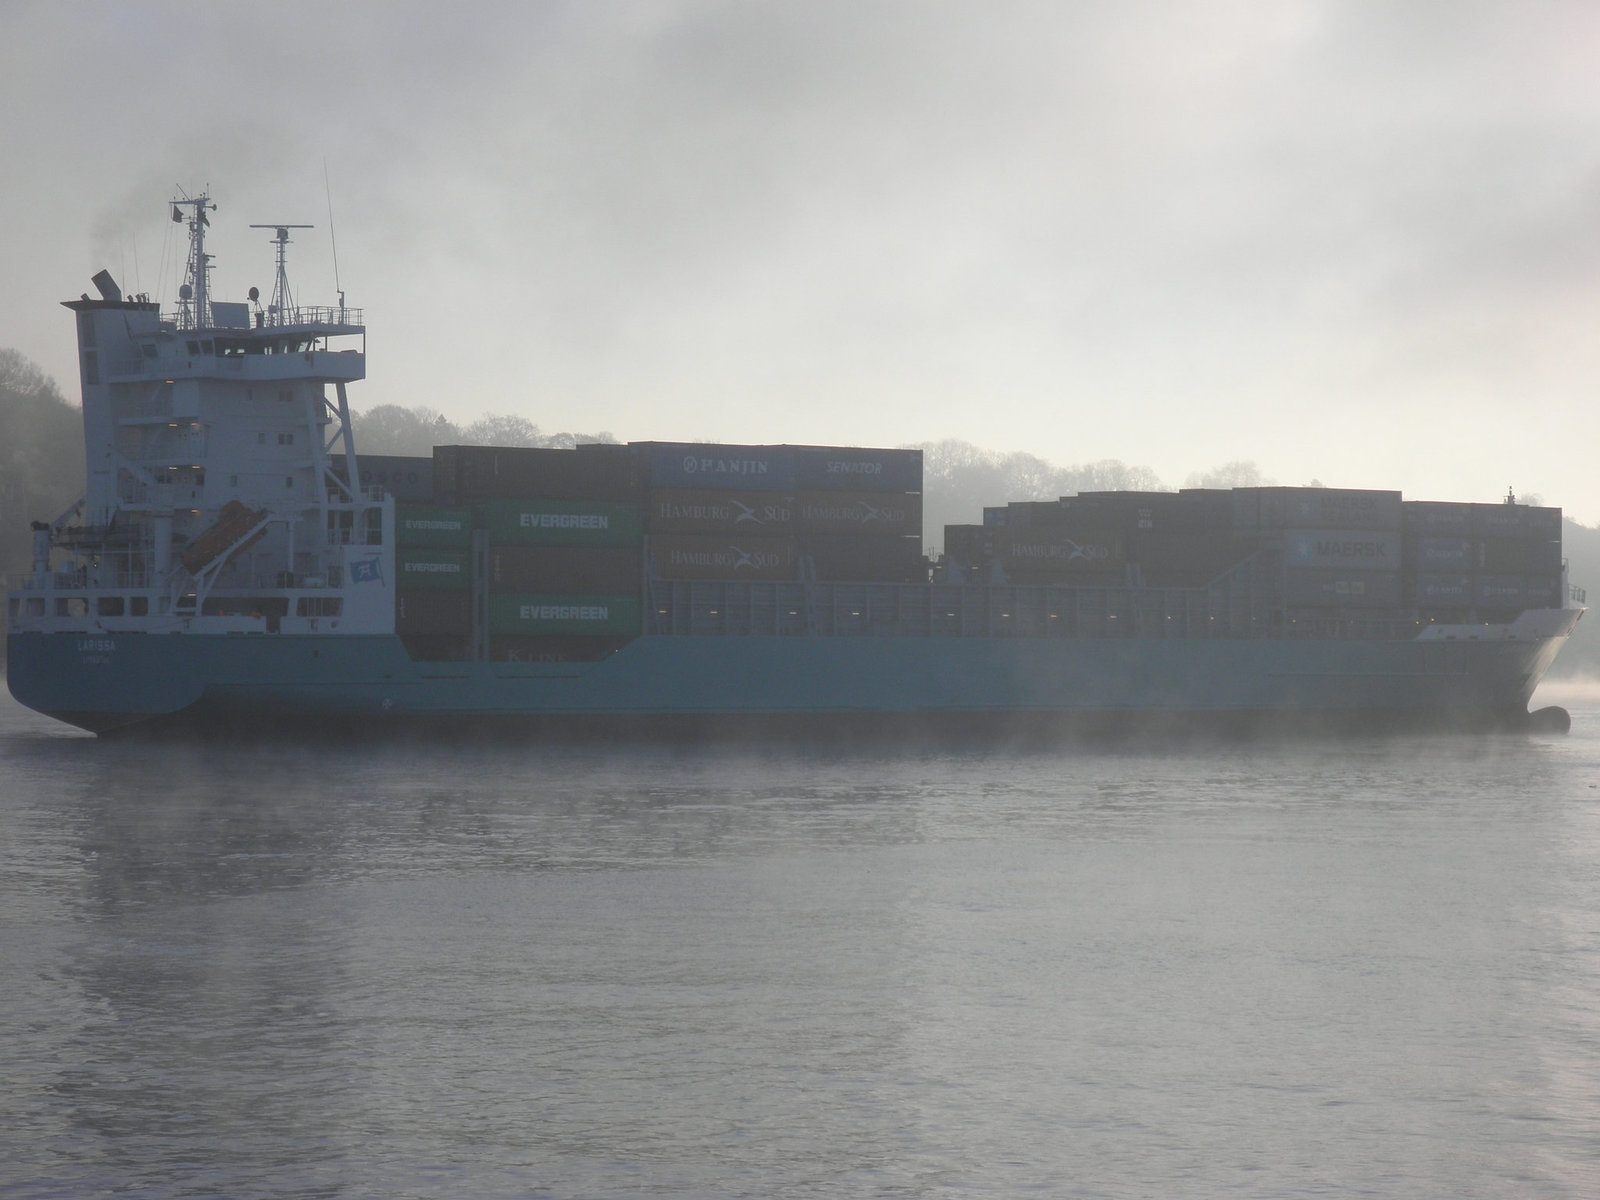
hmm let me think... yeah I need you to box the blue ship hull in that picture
[6,623,1572,736]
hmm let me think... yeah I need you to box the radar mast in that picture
[249,223,314,326]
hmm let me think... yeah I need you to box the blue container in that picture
[1410,537,1477,570]
[1413,573,1473,605]
[793,445,922,492]
[639,443,796,491]
[1402,501,1474,536]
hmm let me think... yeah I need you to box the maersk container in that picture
[637,443,797,491]
[792,445,922,493]
[396,505,473,548]
[434,444,637,503]
[476,499,642,547]
[1236,488,1402,531]
[648,534,798,581]
[1284,570,1403,609]
[1282,530,1400,571]
[396,548,472,590]
[1406,536,1476,570]
[1411,573,1474,606]
[645,489,796,535]
[395,589,472,635]
[1479,538,1562,575]
[795,491,922,536]
[1402,501,1474,536]
[802,534,926,583]
[488,593,642,636]
[489,545,642,594]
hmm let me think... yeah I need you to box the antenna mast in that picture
[171,190,216,329]
[249,223,314,326]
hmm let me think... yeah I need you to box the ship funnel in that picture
[91,270,122,303]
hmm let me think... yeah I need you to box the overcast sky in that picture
[4,0,1599,520]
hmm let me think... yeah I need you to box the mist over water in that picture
[4,692,1600,1197]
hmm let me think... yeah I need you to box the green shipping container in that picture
[476,499,642,547]
[396,506,473,548]
[396,548,473,590]
[488,593,642,636]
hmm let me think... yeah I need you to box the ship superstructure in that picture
[13,193,389,677]
[4,197,1586,736]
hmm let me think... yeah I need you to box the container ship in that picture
[4,196,1586,736]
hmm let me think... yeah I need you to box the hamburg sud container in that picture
[795,492,921,536]
[476,499,642,547]
[989,528,1125,582]
[1235,488,1402,531]
[395,506,472,548]
[434,444,638,503]
[488,593,642,636]
[649,535,798,581]
[645,489,796,535]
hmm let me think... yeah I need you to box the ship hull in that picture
[7,618,1575,737]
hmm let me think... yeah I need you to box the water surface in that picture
[3,690,1599,1197]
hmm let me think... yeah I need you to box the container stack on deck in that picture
[380,441,923,659]
[1401,500,1563,618]
[433,445,643,663]
[949,485,1564,624]
[378,446,1563,658]
[637,443,925,584]
[1231,487,1402,610]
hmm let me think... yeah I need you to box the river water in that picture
[4,686,1600,1198]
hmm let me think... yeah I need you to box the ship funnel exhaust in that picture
[91,270,121,303]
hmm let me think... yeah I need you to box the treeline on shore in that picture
[2,355,1596,678]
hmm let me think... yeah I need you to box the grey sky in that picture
[4,0,1598,520]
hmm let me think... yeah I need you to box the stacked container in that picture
[345,454,435,503]
[948,489,1246,586]
[479,496,643,661]
[1232,487,1404,611]
[1403,500,1563,615]
[637,443,925,584]
[394,503,473,659]
[433,443,637,504]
